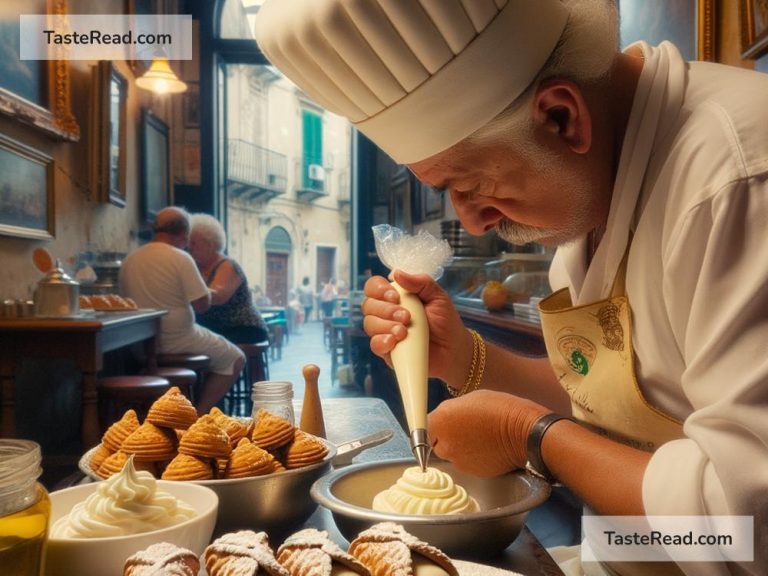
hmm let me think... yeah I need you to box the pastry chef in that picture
[254,1,768,574]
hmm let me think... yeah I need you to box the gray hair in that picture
[190,213,226,253]
[466,0,619,149]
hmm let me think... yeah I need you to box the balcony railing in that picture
[227,139,287,201]
[295,160,328,202]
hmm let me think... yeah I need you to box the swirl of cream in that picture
[372,466,480,515]
[52,457,196,538]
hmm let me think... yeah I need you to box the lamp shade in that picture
[135,58,187,94]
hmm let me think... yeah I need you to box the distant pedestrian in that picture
[319,278,337,318]
[297,276,315,322]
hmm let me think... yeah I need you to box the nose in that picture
[450,191,504,236]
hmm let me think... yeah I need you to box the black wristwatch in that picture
[525,413,571,483]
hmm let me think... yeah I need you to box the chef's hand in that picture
[362,270,468,382]
[428,390,549,477]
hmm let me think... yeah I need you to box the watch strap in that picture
[525,413,571,483]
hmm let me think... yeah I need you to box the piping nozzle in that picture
[410,428,431,472]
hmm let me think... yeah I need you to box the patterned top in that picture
[196,258,268,343]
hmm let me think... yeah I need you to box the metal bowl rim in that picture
[311,457,550,526]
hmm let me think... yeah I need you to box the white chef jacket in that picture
[550,42,768,574]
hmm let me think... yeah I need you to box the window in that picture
[301,109,323,191]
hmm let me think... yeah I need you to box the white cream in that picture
[51,457,195,538]
[372,466,480,515]
[389,281,429,433]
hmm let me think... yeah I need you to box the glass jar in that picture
[0,439,50,576]
[251,381,295,424]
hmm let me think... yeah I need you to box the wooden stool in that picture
[267,323,284,361]
[143,366,197,402]
[157,353,211,401]
[98,375,171,431]
[219,341,270,417]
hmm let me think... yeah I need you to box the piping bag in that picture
[373,225,453,471]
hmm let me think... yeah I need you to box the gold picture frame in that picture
[739,0,768,59]
[89,62,129,207]
[619,0,715,62]
[0,0,80,141]
[0,134,55,240]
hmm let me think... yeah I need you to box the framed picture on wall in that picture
[618,0,715,61]
[90,61,128,207]
[0,0,79,141]
[140,108,171,226]
[0,134,54,240]
[739,0,768,58]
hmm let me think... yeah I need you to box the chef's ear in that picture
[531,79,592,154]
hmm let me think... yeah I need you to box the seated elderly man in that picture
[119,206,245,414]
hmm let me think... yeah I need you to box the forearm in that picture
[542,418,650,515]
[440,329,570,413]
[481,340,570,413]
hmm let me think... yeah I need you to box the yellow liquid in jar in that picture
[0,485,50,576]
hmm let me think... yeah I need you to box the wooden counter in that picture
[456,303,547,357]
[0,309,166,448]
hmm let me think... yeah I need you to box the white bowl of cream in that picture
[45,461,218,576]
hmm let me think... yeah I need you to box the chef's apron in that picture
[538,42,690,575]
[539,257,685,576]
[538,254,683,450]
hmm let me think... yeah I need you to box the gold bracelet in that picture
[446,329,486,397]
[467,329,486,394]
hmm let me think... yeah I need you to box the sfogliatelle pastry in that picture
[162,452,215,481]
[124,542,200,576]
[97,451,158,479]
[210,406,251,445]
[121,421,177,462]
[89,442,113,472]
[277,528,370,576]
[146,387,198,430]
[178,414,233,460]
[283,430,329,469]
[204,530,289,576]
[102,409,141,452]
[348,523,458,576]
[251,409,295,451]
[226,438,282,479]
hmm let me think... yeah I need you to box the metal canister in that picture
[33,260,80,317]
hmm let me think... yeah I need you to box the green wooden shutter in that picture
[302,110,323,190]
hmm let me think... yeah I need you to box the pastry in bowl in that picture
[179,414,232,460]
[162,453,215,481]
[277,528,369,576]
[348,522,458,576]
[226,438,283,478]
[284,430,329,469]
[251,409,295,451]
[102,409,141,451]
[146,387,198,430]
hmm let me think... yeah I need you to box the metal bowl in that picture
[311,458,550,557]
[80,439,336,539]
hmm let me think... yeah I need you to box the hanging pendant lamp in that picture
[136,58,187,94]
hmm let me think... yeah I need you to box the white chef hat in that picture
[255,0,569,164]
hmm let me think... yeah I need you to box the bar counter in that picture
[0,309,166,448]
[456,303,546,357]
